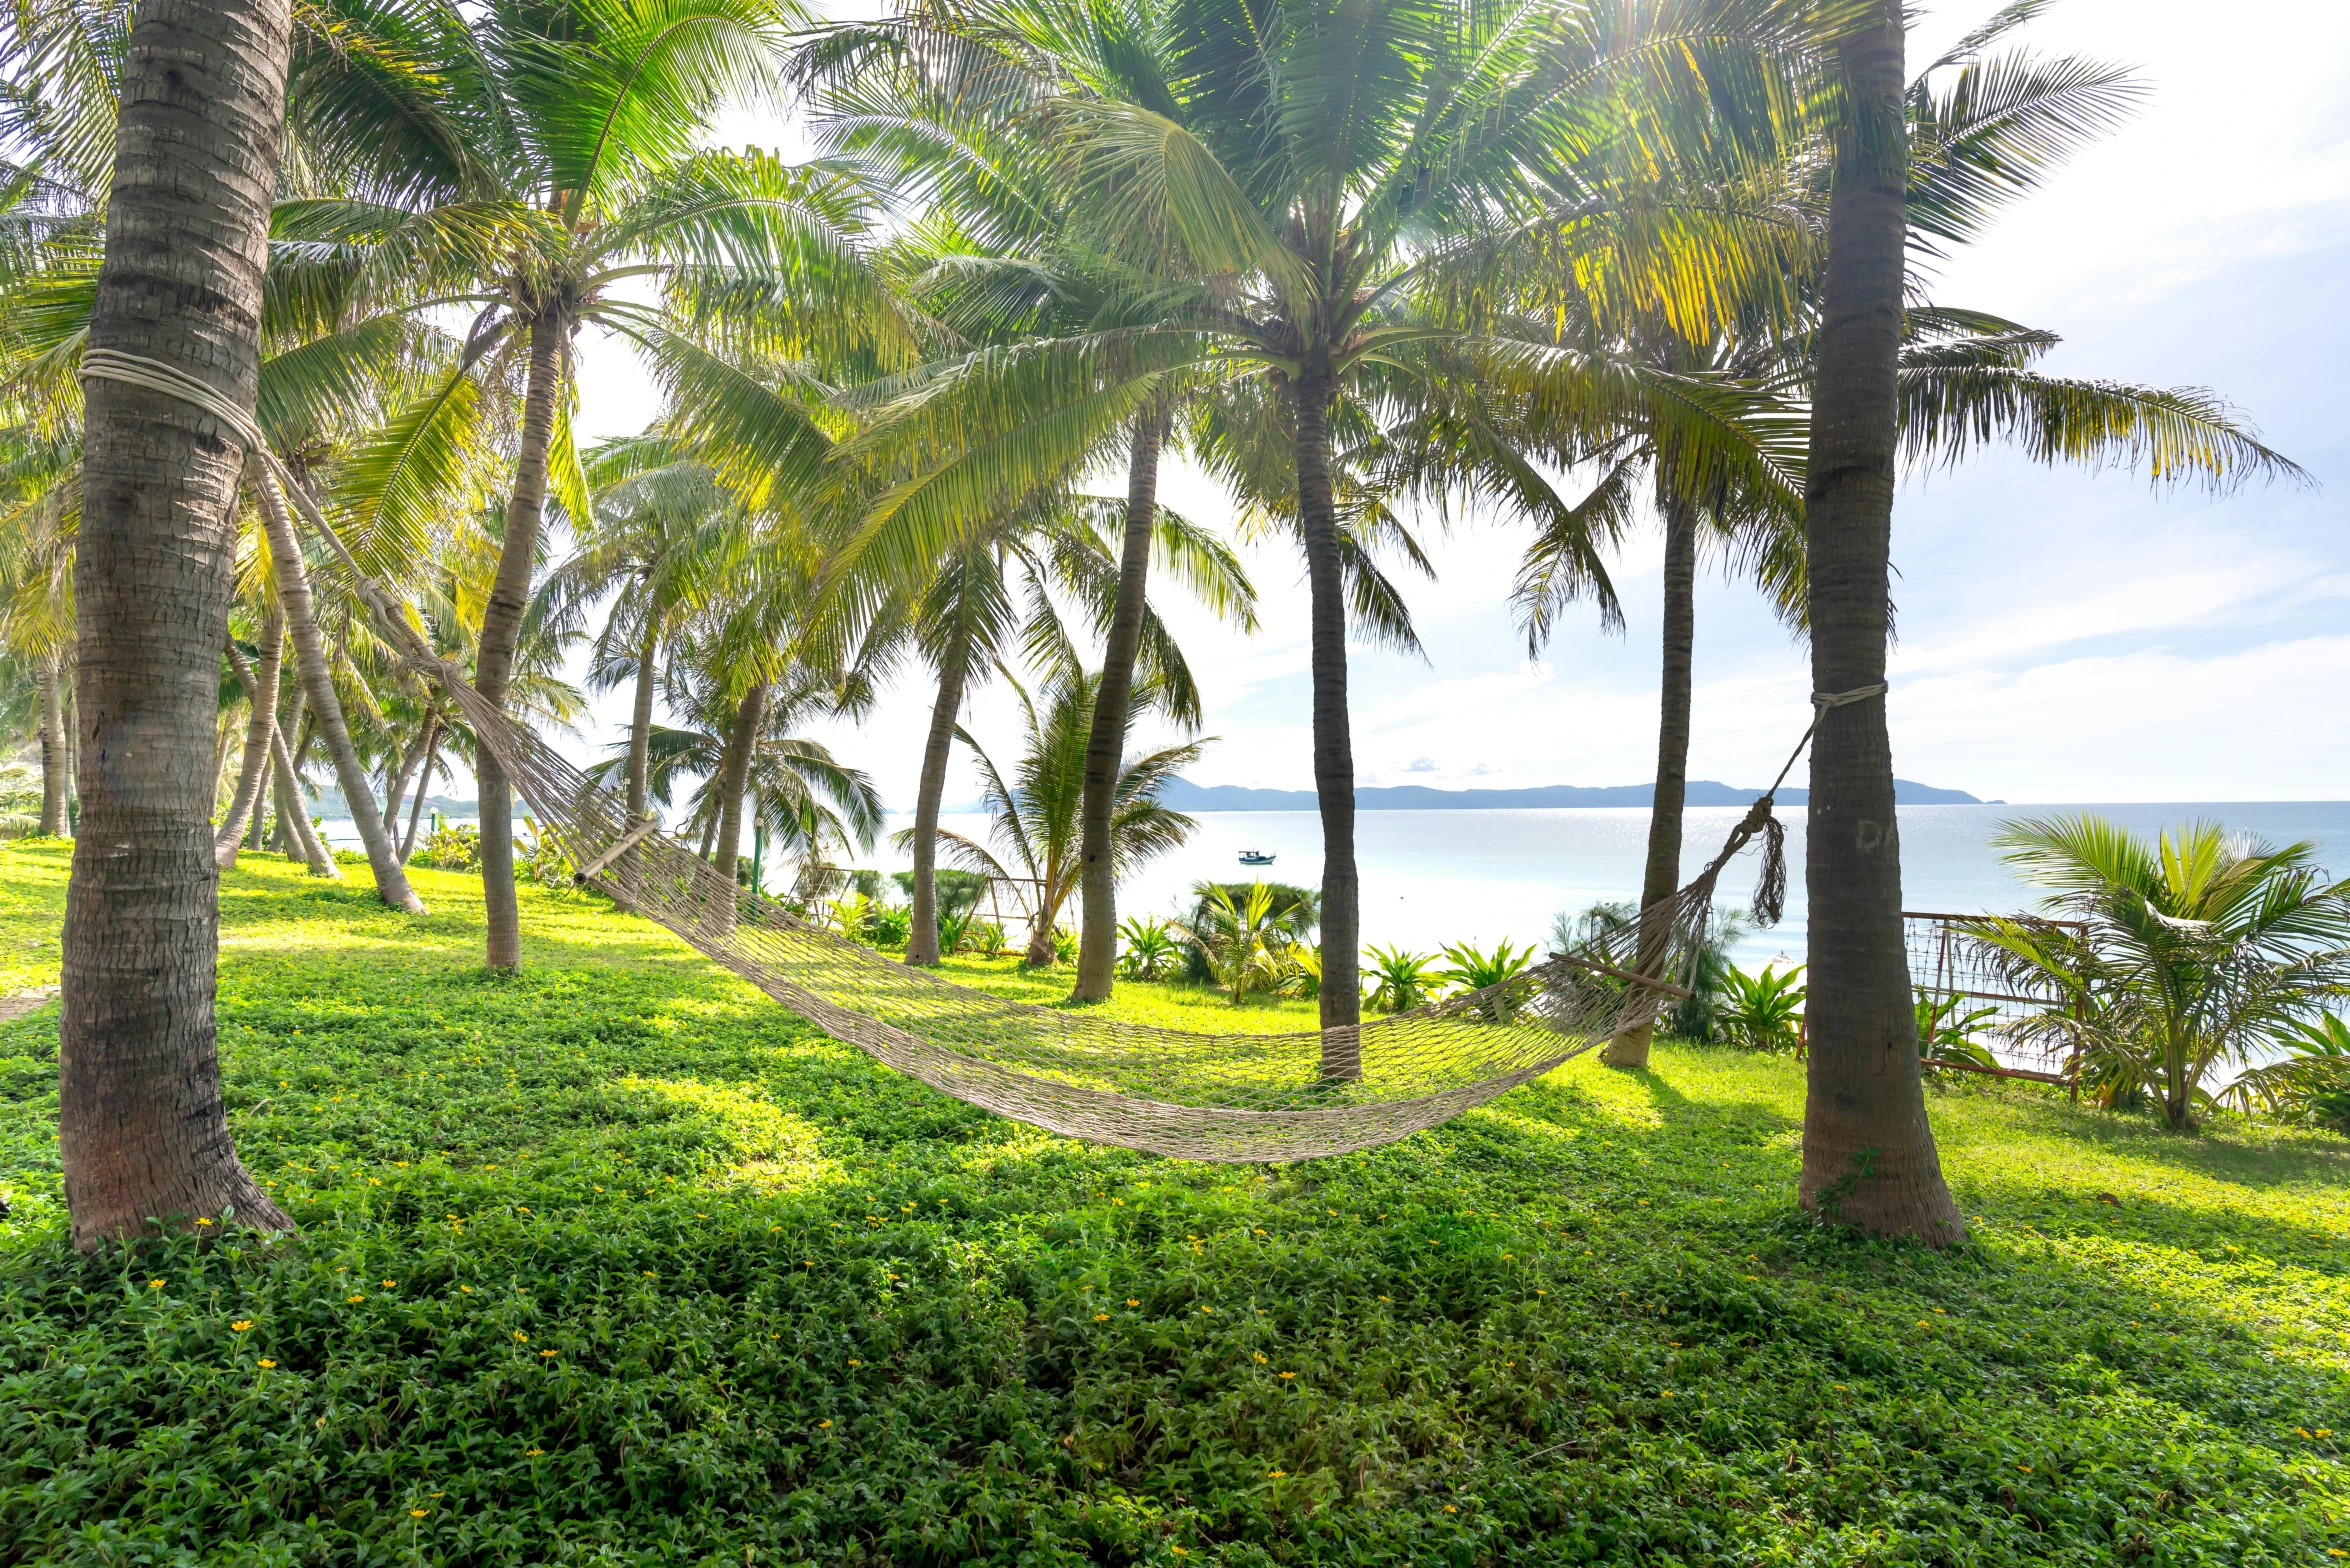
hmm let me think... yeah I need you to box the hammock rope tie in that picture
[83,347,1800,1163]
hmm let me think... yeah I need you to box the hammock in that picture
[85,348,1798,1163]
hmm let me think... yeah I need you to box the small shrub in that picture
[1717,962,1805,1053]
[411,822,481,872]
[970,919,1006,958]
[1116,916,1180,980]
[1363,943,1442,1012]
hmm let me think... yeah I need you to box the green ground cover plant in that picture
[1,841,2345,1565]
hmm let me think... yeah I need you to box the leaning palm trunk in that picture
[615,621,659,907]
[473,312,568,970]
[707,681,767,935]
[1294,371,1362,1074]
[249,466,423,912]
[906,620,973,966]
[1605,492,1699,1069]
[215,614,283,865]
[58,0,296,1249]
[36,652,68,835]
[400,715,440,861]
[1072,409,1166,1002]
[269,689,338,876]
[1796,0,1964,1245]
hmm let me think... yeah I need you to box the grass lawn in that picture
[1,839,2346,1565]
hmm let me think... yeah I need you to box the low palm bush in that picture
[1716,963,1805,1053]
[411,822,482,872]
[1363,944,1442,1013]
[2220,1013,2350,1132]
[1913,991,2000,1069]
[1976,814,2350,1129]
[1183,881,1300,1004]
[1436,939,1537,1021]
[1115,916,1180,981]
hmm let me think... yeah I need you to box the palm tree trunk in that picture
[1294,367,1362,1074]
[215,613,283,865]
[615,616,661,909]
[473,310,567,971]
[1797,1,1963,1245]
[1071,408,1167,1002]
[907,618,974,965]
[381,721,432,848]
[35,652,68,836]
[250,466,423,912]
[1605,489,1699,1069]
[709,680,766,934]
[271,693,337,875]
[57,0,296,1250]
[401,716,440,861]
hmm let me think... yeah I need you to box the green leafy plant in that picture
[1914,990,2001,1070]
[1976,814,2350,1128]
[871,907,914,949]
[1282,944,1323,1001]
[1116,917,1180,981]
[1182,881,1299,1005]
[1436,939,1537,1021]
[970,920,1007,959]
[936,910,974,956]
[411,822,482,872]
[2221,1013,2350,1132]
[1716,964,1805,1053]
[1363,945,1442,1014]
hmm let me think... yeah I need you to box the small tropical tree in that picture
[915,667,1202,966]
[1184,881,1304,1005]
[1976,814,2350,1131]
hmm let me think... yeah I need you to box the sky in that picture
[560,0,2350,813]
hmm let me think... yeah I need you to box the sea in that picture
[325,801,2350,970]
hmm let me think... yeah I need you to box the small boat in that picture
[1238,849,1276,866]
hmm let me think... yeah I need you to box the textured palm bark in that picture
[1072,410,1166,1002]
[215,614,282,865]
[906,619,973,966]
[1294,369,1362,1072]
[1797,1,1964,1246]
[59,0,295,1250]
[473,312,567,970]
[248,469,423,911]
[36,653,68,835]
[708,680,766,934]
[1604,492,1699,1069]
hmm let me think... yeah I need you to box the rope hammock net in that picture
[86,348,1801,1164]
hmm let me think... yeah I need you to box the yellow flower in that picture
[257,1359,277,1369]
[347,1294,366,1304]
[1501,1253,1514,1260]
[1253,1228,1267,1236]
[194,1216,215,1227]
[769,1225,781,1232]
[514,1331,529,1342]
[459,1285,472,1294]
[410,1508,428,1519]
[848,1360,861,1367]
[368,1178,380,1187]
[1660,1390,1674,1398]
[1278,1371,1296,1380]
[230,1320,253,1332]
[1094,1313,1110,1322]
[526,1447,545,1457]
[1268,1469,1286,1478]
[1535,1290,1548,1297]
[381,1280,396,1289]
[1199,1305,1213,1314]
[1917,1320,1931,1329]
[539,1349,557,1358]
[1126,1298,1140,1307]
[1443,1504,1458,1514]
[818,1420,833,1429]
[1171,1549,1187,1558]
[886,1273,901,1281]
[644,1271,656,1278]
[2318,1428,2335,1438]
[1253,1352,1268,1363]
[1112,1198,1124,1206]
[595,1186,605,1193]
[516,1206,530,1214]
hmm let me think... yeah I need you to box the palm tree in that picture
[817,0,1808,1068]
[915,667,1203,966]
[1791,0,1961,1241]
[0,439,73,834]
[284,0,909,969]
[54,0,296,1247]
[1978,815,2350,1131]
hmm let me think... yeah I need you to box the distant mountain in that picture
[1154,776,1984,811]
[308,784,477,820]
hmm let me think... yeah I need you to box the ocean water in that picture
[880,801,2350,969]
[327,800,2350,969]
